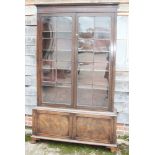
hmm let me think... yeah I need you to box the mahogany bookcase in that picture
[32,3,118,150]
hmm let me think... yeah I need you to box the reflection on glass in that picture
[43,32,71,39]
[78,70,93,85]
[92,89,108,107]
[78,51,93,62]
[93,71,109,86]
[42,32,56,38]
[94,32,110,39]
[79,17,94,38]
[56,17,72,32]
[57,69,71,83]
[42,50,57,60]
[79,32,94,38]
[43,17,72,32]
[94,52,109,62]
[43,39,56,50]
[57,39,72,51]
[95,17,111,32]
[42,16,72,105]
[43,17,57,31]
[79,17,94,32]
[57,61,71,70]
[77,16,111,108]
[43,69,56,83]
[78,39,94,51]
[57,50,71,62]
[42,60,56,69]
[94,40,110,52]
[77,85,108,108]
[56,32,71,38]
[42,69,71,85]
[93,84,108,90]
[77,85,93,106]
[42,84,71,104]
[94,62,109,71]
[78,62,93,70]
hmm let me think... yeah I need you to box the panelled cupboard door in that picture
[32,109,73,138]
[72,114,116,144]
[37,13,115,111]
[32,108,116,144]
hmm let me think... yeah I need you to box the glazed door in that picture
[75,14,113,111]
[38,13,114,110]
[40,14,75,107]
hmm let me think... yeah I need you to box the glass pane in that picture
[42,31,56,38]
[94,40,110,52]
[79,17,94,38]
[94,32,110,39]
[56,32,71,38]
[78,62,93,70]
[57,61,71,70]
[77,85,93,106]
[43,39,56,50]
[95,17,111,32]
[57,51,71,62]
[78,51,93,62]
[42,69,56,83]
[93,71,109,86]
[57,39,72,51]
[94,62,109,71]
[42,50,57,60]
[79,31,94,39]
[42,84,71,104]
[42,60,56,69]
[42,62,71,84]
[43,32,72,39]
[56,17,72,32]
[57,69,71,83]
[92,89,108,107]
[93,84,108,90]
[43,17,57,31]
[78,39,94,51]
[78,70,93,85]
[94,52,109,62]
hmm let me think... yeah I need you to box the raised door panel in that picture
[33,110,72,138]
[73,114,116,144]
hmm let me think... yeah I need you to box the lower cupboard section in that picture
[32,107,117,146]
